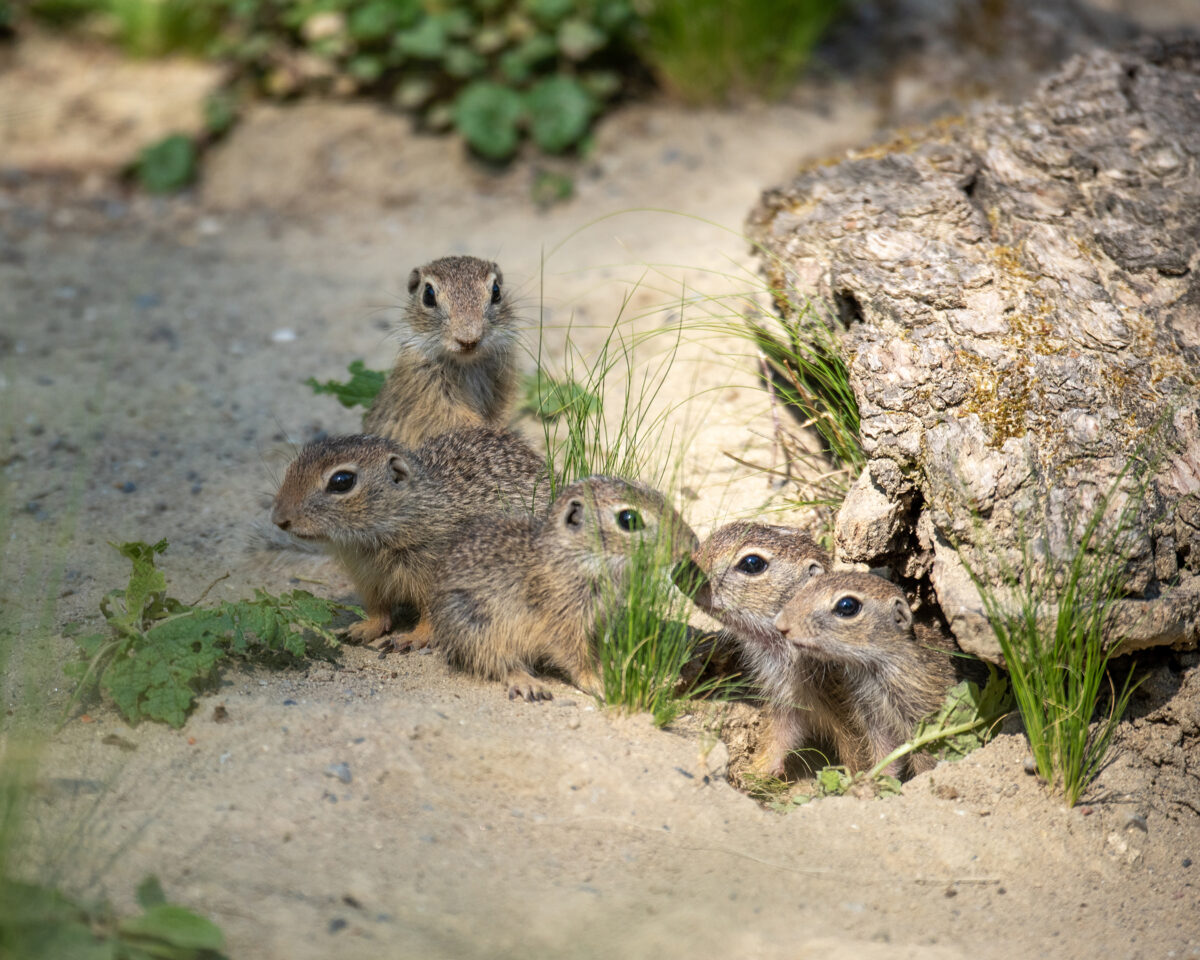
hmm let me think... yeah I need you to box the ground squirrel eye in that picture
[833,595,861,618]
[735,554,767,575]
[616,508,644,532]
[327,470,356,493]
[491,279,501,304]
[422,283,436,308]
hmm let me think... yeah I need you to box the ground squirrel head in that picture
[540,476,698,578]
[675,522,829,641]
[271,434,428,545]
[403,255,515,362]
[774,572,914,667]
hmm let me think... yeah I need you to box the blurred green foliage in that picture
[639,0,843,104]
[19,0,845,165]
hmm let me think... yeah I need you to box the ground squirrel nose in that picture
[455,337,480,352]
[274,516,290,531]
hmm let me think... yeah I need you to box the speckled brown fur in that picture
[363,256,520,448]
[271,428,548,648]
[429,476,698,701]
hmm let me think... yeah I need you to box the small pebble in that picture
[283,699,298,706]
[271,328,297,343]
[120,481,136,494]
[325,762,352,784]
[328,918,347,934]
[1123,811,1149,833]
[1022,757,1037,775]
[1182,858,1192,868]
[566,715,581,730]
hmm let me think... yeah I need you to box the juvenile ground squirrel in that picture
[773,572,956,779]
[363,256,520,447]
[429,476,699,702]
[271,428,548,649]
[676,522,832,774]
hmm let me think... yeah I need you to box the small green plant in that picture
[64,540,357,728]
[306,359,387,410]
[596,536,726,726]
[518,369,598,423]
[958,465,1148,806]
[637,0,843,104]
[135,133,197,193]
[0,872,229,960]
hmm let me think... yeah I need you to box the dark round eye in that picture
[326,470,356,493]
[422,283,436,308]
[735,554,767,575]
[833,595,861,618]
[616,508,644,532]
[490,279,501,304]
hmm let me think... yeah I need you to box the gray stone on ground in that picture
[749,37,1200,662]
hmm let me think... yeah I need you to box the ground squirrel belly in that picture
[271,428,548,649]
[429,476,699,702]
[363,256,520,448]
[773,572,956,779]
[676,522,833,777]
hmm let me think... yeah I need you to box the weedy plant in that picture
[637,0,844,104]
[955,454,1156,806]
[63,539,358,728]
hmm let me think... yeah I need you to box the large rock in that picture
[748,37,1200,663]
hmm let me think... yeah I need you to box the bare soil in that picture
[3,17,1200,960]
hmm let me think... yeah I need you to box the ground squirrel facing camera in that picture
[271,428,548,649]
[428,476,699,702]
[675,522,832,773]
[363,256,520,448]
[772,572,956,779]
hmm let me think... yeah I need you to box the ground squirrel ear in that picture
[388,454,411,484]
[892,596,913,630]
[806,560,826,579]
[562,499,585,530]
[407,268,421,294]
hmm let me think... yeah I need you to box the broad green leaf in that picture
[115,540,169,628]
[443,44,486,79]
[454,82,524,160]
[526,76,593,153]
[556,18,605,60]
[520,372,597,421]
[306,360,387,409]
[137,135,196,194]
[394,16,447,59]
[118,904,226,952]
[136,875,167,909]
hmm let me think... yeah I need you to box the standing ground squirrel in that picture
[363,256,520,448]
[675,522,832,773]
[429,476,699,702]
[271,428,548,650]
[773,572,956,779]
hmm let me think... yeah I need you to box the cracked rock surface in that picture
[749,37,1200,661]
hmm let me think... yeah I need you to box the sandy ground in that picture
[3,13,1200,960]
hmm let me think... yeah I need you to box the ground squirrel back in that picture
[271,427,548,648]
[363,256,520,447]
[429,475,699,702]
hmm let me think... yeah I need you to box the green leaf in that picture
[520,371,596,421]
[136,135,196,194]
[498,33,556,83]
[394,16,447,59]
[348,54,384,83]
[203,92,237,136]
[523,0,574,27]
[113,540,169,629]
[306,360,387,409]
[454,82,524,161]
[443,44,486,79]
[136,875,167,910]
[118,904,226,952]
[526,76,593,153]
[348,1,397,41]
[556,18,605,60]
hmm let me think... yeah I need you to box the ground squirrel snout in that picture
[430,475,698,702]
[363,255,521,448]
[272,428,548,648]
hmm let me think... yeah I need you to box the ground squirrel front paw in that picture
[507,671,552,702]
[375,620,433,657]
[343,614,393,645]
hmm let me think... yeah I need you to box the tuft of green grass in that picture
[637,0,843,104]
[63,540,358,728]
[956,462,1149,806]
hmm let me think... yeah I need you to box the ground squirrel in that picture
[772,572,956,779]
[363,256,520,448]
[271,428,548,649]
[674,522,832,771]
[428,476,699,702]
